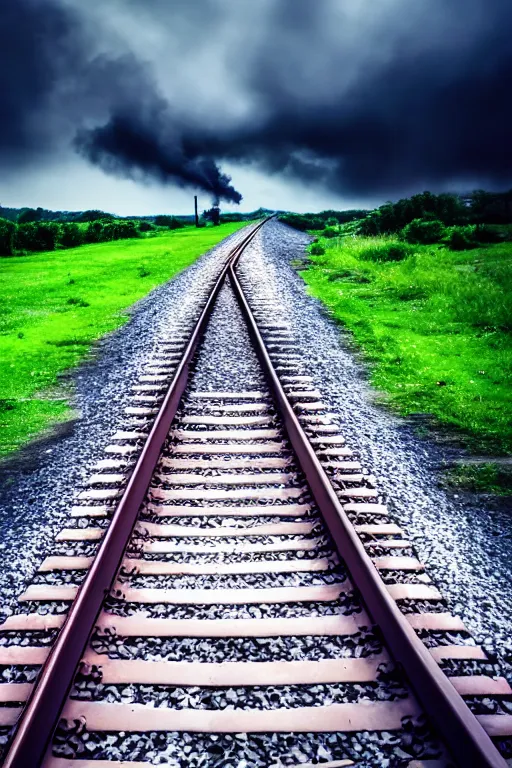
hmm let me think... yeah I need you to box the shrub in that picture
[279,213,324,231]
[154,215,186,229]
[59,223,83,248]
[138,220,154,232]
[473,224,503,244]
[322,226,337,238]
[401,218,446,244]
[85,220,105,243]
[310,242,325,255]
[109,220,139,239]
[0,218,16,256]
[16,222,58,251]
[66,297,89,307]
[447,227,477,251]
[359,242,413,262]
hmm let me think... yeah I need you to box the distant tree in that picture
[469,190,512,224]
[78,210,114,222]
[0,218,16,256]
[17,207,43,224]
[138,220,154,232]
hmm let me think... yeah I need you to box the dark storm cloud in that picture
[0,0,242,203]
[2,0,512,202]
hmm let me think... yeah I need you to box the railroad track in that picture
[0,218,510,767]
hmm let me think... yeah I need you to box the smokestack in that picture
[194,195,199,227]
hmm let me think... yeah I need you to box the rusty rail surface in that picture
[2,218,270,768]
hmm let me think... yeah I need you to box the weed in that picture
[443,463,512,495]
[66,297,90,307]
[137,265,151,278]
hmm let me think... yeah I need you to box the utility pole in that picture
[194,196,199,227]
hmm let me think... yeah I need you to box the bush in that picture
[16,222,58,251]
[473,224,503,244]
[447,227,477,251]
[359,242,413,262]
[279,213,325,231]
[154,215,186,229]
[110,220,139,240]
[0,218,16,256]
[401,218,446,244]
[310,242,325,255]
[84,219,140,244]
[59,223,83,248]
[138,220,154,232]
[85,220,106,243]
[322,226,338,238]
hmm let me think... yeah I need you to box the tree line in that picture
[280,190,512,250]
[357,190,512,236]
[0,217,144,256]
[0,209,198,256]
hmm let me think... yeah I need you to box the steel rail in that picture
[2,218,270,768]
[228,261,507,768]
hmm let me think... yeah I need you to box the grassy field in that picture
[302,234,512,466]
[0,222,248,457]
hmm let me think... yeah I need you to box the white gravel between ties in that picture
[0,227,249,618]
[239,218,512,682]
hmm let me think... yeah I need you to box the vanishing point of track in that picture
[0,218,510,767]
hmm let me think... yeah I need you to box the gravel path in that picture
[0,227,249,617]
[239,218,512,682]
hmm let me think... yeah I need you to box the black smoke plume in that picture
[2,0,512,203]
[76,115,242,204]
[0,0,242,203]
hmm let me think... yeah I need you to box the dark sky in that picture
[1,0,511,214]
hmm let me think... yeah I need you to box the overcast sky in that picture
[1,0,511,215]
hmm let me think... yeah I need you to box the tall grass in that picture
[303,235,512,454]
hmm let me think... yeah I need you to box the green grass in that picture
[302,233,512,458]
[0,222,248,457]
